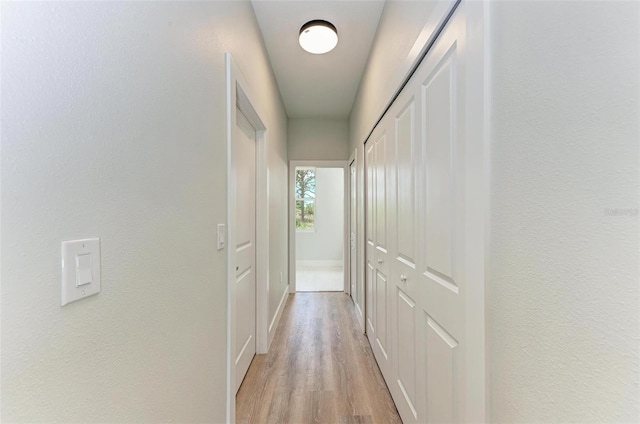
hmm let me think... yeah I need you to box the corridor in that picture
[2,1,638,423]
[236,293,401,423]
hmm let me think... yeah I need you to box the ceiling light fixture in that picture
[299,20,338,54]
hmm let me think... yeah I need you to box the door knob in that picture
[400,274,407,282]
[377,259,383,264]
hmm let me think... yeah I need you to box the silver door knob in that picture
[400,274,407,282]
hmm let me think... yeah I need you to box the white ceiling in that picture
[251,0,385,119]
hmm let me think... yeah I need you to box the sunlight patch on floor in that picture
[296,266,343,292]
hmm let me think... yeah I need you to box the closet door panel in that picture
[425,313,459,423]
[375,132,388,266]
[392,89,422,423]
[396,288,418,421]
[418,8,467,423]
[365,141,376,343]
[421,40,463,340]
[375,270,389,360]
[395,100,417,271]
[374,129,392,376]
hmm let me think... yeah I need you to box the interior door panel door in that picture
[417,7,467,423]
[365,140,376,347]
[392,87,421,422]
[234,109,257,394]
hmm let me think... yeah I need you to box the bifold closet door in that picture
[364,4,474,424]
[365,128,393,379]
[390,82,422,423]
[365,141,375,348]
[416,6,468,423]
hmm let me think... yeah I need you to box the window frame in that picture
[295,167,317,232]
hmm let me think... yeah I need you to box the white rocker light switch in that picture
[62,238,101,306]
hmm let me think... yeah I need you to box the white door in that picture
[415,6,475,423]
[417,12,467,421]
[350,161,357,300]
[391,86,421,423]
[373,130,391,378]
[365,128,393,379]
[365,141,376,347]
[234,108,256,393]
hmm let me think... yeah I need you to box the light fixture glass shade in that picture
[299,20,338,54]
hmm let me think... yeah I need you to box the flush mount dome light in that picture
[299,20,338,54]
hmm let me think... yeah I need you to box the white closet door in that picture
[371,4,482,423]
[365,140,376,348]
[365,125,393,380]
[364,4,484,423]
[416,7,468,423]
[372,129,392,377]
[391,85,421,422]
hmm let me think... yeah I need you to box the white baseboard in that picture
[296,260,343,268]
[267,285,289,349]
[354,301,364,332]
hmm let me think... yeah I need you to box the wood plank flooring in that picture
[236,292,402,424]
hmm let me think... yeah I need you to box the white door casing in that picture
[350,161,357,299]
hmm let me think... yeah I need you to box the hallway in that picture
[236,293,401,423]
[2,1,638,423]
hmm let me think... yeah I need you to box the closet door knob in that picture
[400,274,407,282]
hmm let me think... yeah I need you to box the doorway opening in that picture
[289,161,349,293]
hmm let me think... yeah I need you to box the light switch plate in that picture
[61,238,101,306]
[217,224,226,250]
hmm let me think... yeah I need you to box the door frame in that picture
[349,149,366,333]
[225,52,269,424]
[348,154,357,298]
[288,160,349,294]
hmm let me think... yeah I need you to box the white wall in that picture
[288,118,349,160]
[488,1,639,422]
[296,168,344,264]
[0,2,288,423]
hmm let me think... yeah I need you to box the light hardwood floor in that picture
[237,292,402,424]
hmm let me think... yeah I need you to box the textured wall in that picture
[488,1,640,422]
[288,118,349,160]
[1,1,287,422]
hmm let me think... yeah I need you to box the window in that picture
[295,167,316,231]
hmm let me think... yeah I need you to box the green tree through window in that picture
[295,168,316,230]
